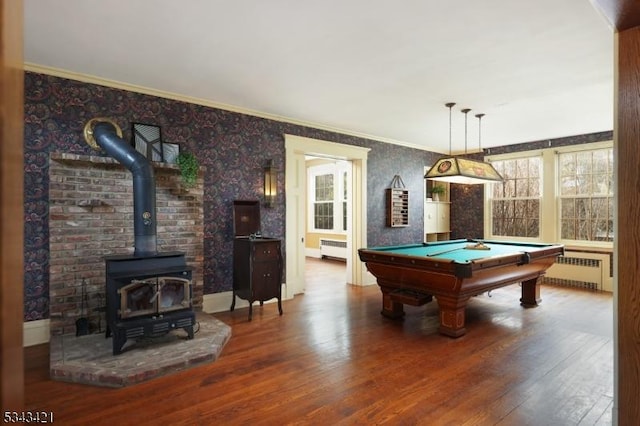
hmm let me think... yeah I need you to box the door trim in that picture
[284,135,370,295]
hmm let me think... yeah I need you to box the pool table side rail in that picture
[468,244,565,271]
[357,248,469,277]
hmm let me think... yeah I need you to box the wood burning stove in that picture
[84,119,196,355]
[105,251,195,355]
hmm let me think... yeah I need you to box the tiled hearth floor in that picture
[49,312,231,388]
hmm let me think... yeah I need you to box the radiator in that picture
[320,238,347,260]
[543,251,612,292]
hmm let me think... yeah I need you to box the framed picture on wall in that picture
[132,123,163,161]
[163,143,180,164]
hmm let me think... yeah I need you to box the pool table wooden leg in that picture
[435,295,470,337]
[380,287,405,319]
[520,277,542,307]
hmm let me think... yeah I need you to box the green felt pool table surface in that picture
[366,239,558,263]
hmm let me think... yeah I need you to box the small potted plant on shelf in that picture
[176,151,199,189]
[430,184,446,202]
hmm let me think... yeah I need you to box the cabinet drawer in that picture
[252,242,280,261]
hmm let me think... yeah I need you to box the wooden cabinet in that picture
[424,201,450,242]
[231,237,283,320]
[424,177,450,241]
[386,188,409,227]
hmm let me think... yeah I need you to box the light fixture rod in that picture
[475,113,485,152]
[461,108,471,154]
[445,102,455,155]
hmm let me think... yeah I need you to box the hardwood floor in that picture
[24,257,613,425]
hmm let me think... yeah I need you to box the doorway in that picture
[305,157,350,291]
[284,134,370,298]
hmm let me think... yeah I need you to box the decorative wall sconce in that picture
[264,159,277,207]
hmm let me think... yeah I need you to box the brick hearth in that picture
[50,313,231,387]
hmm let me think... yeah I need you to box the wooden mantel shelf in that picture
[50,152,182,171]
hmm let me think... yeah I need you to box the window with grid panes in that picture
[490,157,541,238]
[558,148,613,242]
[314,173,334,230]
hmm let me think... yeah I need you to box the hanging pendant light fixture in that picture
[424,103,503,184]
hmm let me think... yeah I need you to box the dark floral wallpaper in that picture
[23,72,438,321]
[484,131,612,156]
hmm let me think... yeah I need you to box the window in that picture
[490,157,541,238]
[314,173,334,230]
[558,148,613,242]
[308,161,350,233]
[342,171,348,232]
[486,141,614,246]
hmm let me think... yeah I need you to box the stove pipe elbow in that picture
[85,119,157,257]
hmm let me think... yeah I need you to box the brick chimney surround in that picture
[47,152,204,337]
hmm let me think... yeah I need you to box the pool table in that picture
[358,239,564,337]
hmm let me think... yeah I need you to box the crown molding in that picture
[24,63,433,152]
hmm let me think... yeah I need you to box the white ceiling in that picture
[23,0,614,153]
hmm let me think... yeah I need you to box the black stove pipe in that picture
[92,121,157,256]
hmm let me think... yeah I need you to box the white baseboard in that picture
[363,269,377,286]
[202,286,289,314]
[305,248,321,258]
[24,319,50,346]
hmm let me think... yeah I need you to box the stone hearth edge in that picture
[49,313,231,388]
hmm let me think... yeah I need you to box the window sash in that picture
[314,201,334,230]
[489,156,542,239]
[558,148,613,242]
